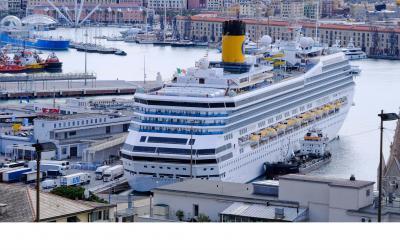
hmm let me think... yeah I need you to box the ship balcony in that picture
[138,128,223,135]
[137,119,226,127]
[136,110,229,118]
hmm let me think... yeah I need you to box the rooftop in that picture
[153,179,289,204]
[220,202,307,222]
[279,174,375,189]
[0,183,115,222]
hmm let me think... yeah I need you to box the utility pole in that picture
[33,140,43,223]
[377,110,400,222]
[190,124,193,178]
[378,109,383,222]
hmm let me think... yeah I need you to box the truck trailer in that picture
[60,172,91,186]
[21,171,45,184]
[95,165,113,180]
[103,165,124,182]
[3,168,32,183]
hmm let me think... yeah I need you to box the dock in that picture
[0,72,162,100]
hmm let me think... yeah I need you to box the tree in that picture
[175,210,184,221]
[197,213,211,222]
[51,186,107,203]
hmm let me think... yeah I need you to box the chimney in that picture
[350,174,356,181]
[0,203,8,215]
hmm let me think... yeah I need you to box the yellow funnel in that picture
[222,20,245,64]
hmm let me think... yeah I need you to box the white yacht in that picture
[341,38,367,60]
[121,20,356,192]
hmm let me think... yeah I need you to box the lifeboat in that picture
[275,123,286,134]
[260,129,269,137]
[250,134,260,146]
[272,53,285,58]
[315,109,324,118]
[301,112,313,121]
[273,60,285,67]
[287,118,300,127]
[334,102,342,110]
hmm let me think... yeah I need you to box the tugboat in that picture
[264,129,332,179]
[0,50,62,73]
[43,52,62,72]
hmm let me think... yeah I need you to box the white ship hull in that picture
[124,89,353,191]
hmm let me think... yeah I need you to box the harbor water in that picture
[4,27,400,182]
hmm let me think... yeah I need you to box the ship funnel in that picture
[222,20,246,64]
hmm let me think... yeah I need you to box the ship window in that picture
[148,137,187,144]
[199,78,205,84]
[140,136,147,142]
[188,139,195,145]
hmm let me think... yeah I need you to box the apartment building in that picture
[176,14,400,58]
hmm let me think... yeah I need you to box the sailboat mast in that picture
[163,1,167,41]
[315,0,319,42]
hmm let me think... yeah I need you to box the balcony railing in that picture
[139,129,223,135]
[137,110,229,118]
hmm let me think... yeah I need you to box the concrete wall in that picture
[153,191,233,221]
[279,179,330,206]
[0,134,31,155]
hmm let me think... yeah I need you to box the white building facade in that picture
[144,174,385,222]
[34,113,131,160]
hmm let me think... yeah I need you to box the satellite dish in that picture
[259,35,272,46]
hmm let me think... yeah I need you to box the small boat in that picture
[170,40,195,47]
[115,50,127,56]
[264,129,331,179]
[350,65,361,75]
[43,52,62,71]
[106,36,124,41]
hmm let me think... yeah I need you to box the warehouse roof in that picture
[279,174,375,189]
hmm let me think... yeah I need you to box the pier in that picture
[0,72,162,100]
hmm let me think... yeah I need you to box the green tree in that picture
[175,210,184,221]
[197,213,211,222]
[51,186,107,203]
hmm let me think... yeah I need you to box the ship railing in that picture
[139,129,223,135]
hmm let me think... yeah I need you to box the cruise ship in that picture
[121,20,356,192]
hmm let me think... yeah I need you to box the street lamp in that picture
[33,140,56,222]
[377,110,399,222]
